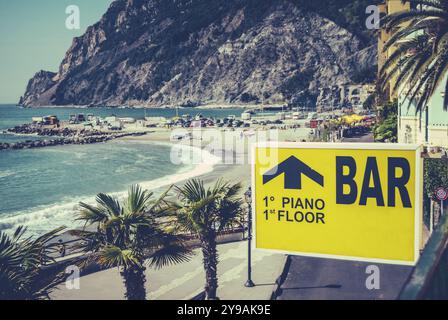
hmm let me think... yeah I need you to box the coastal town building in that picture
[316,84,375,113]
[398,75,448,149]
[69,114,86,124]
[31,115,59,125]
[378,0,448,149]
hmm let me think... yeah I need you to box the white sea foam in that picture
[0,143,221,235]
[0,170,15,179]
[139,142,221,190]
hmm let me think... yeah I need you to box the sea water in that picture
[0,105,231,235]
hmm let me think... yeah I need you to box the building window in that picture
[405,125,413,144]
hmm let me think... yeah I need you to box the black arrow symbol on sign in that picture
[263,156,324,190]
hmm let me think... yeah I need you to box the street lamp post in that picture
[244,188,255,288]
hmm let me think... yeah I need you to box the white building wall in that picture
[428,126,448,147]
[398,74,448,148]
[398,117,424,145]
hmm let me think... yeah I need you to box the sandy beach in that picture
[119,128,252,190]
[117,124,319,191]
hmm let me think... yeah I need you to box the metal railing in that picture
[399,211,448,300]
[46,224,247,266]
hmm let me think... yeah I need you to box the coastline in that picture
[119,129,251,186]
[0,134,250,237]
[118,135,251,204]
[9,102,285,110]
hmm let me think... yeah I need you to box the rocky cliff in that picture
[19,71,57,106]
[20,0,376,108]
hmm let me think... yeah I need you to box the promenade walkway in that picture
[51,240,286,300]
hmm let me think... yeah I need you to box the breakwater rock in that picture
[1,125,148,151]
[7,124,103,137]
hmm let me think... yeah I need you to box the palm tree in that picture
[380,0,448,112]
[76,185,192,300]
[175,179,242,300]
[0,226,66,300]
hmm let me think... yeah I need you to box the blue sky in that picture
[0,0,113,103]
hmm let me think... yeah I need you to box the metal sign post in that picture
[435,187,448,218]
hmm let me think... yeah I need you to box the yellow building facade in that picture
[378,0,411,101]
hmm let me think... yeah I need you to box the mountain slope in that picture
[20,0,376,108]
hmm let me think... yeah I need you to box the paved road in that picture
[277,256,413,300]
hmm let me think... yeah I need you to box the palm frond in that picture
[77,202,109,224]
[175,179,243,233]
[385,9,445,32]
[147,185,173,214]
[148,243,194,269]
[125,185,153,216]
[96,246,141,269]
[381,1,448,111]
[96,193,122,217]
[0,226,67,300]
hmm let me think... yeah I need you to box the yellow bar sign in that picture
[252,143,422,265]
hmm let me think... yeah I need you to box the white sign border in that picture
[251,142,423,266]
